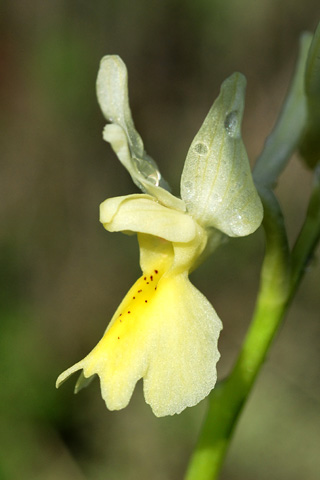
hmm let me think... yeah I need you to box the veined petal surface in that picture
[181,73,263,237]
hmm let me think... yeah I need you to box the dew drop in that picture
[224,111,238,137]
[194,142,209,155]
[132,156,161,186]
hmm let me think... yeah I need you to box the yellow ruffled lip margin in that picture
[56,256,222,417]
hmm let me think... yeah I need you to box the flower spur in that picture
[56,56,263,417]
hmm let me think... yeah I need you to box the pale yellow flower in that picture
[56,56,263,417]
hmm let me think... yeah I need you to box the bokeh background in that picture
[1,1,319,479]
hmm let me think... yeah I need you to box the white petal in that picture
[96,56,144,157]
[100,194,196,243]
[97,55,185,211]
[181,73,263,237]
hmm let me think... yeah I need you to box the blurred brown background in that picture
[0,1,319,479]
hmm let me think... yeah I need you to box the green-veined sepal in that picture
[181,73,263,237]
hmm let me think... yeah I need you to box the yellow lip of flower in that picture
[56,55,263,417]
[57,229,223,417]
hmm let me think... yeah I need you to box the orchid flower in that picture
[56,56,263,417]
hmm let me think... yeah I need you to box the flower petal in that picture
[96,56,144,160]
[56,269,168,411]
[57,271,222,417]
[180,73,263,237]
[97,55,185,211]
[100,194,196,243]
[143,273,222,416]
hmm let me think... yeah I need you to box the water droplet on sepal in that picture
[224,111,238,137]
[194,143,209,155]
[132,155,161,186]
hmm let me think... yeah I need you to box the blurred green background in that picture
[1,1,319,479]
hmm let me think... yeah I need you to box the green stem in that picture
[185,190,291,480]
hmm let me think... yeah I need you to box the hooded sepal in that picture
[181,73,263,237]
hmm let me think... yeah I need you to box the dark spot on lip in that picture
[128,311,131,314]
[138,289,142,293]
[150,275,153,281]
[154,270,158,274]
[145,300,148,303]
